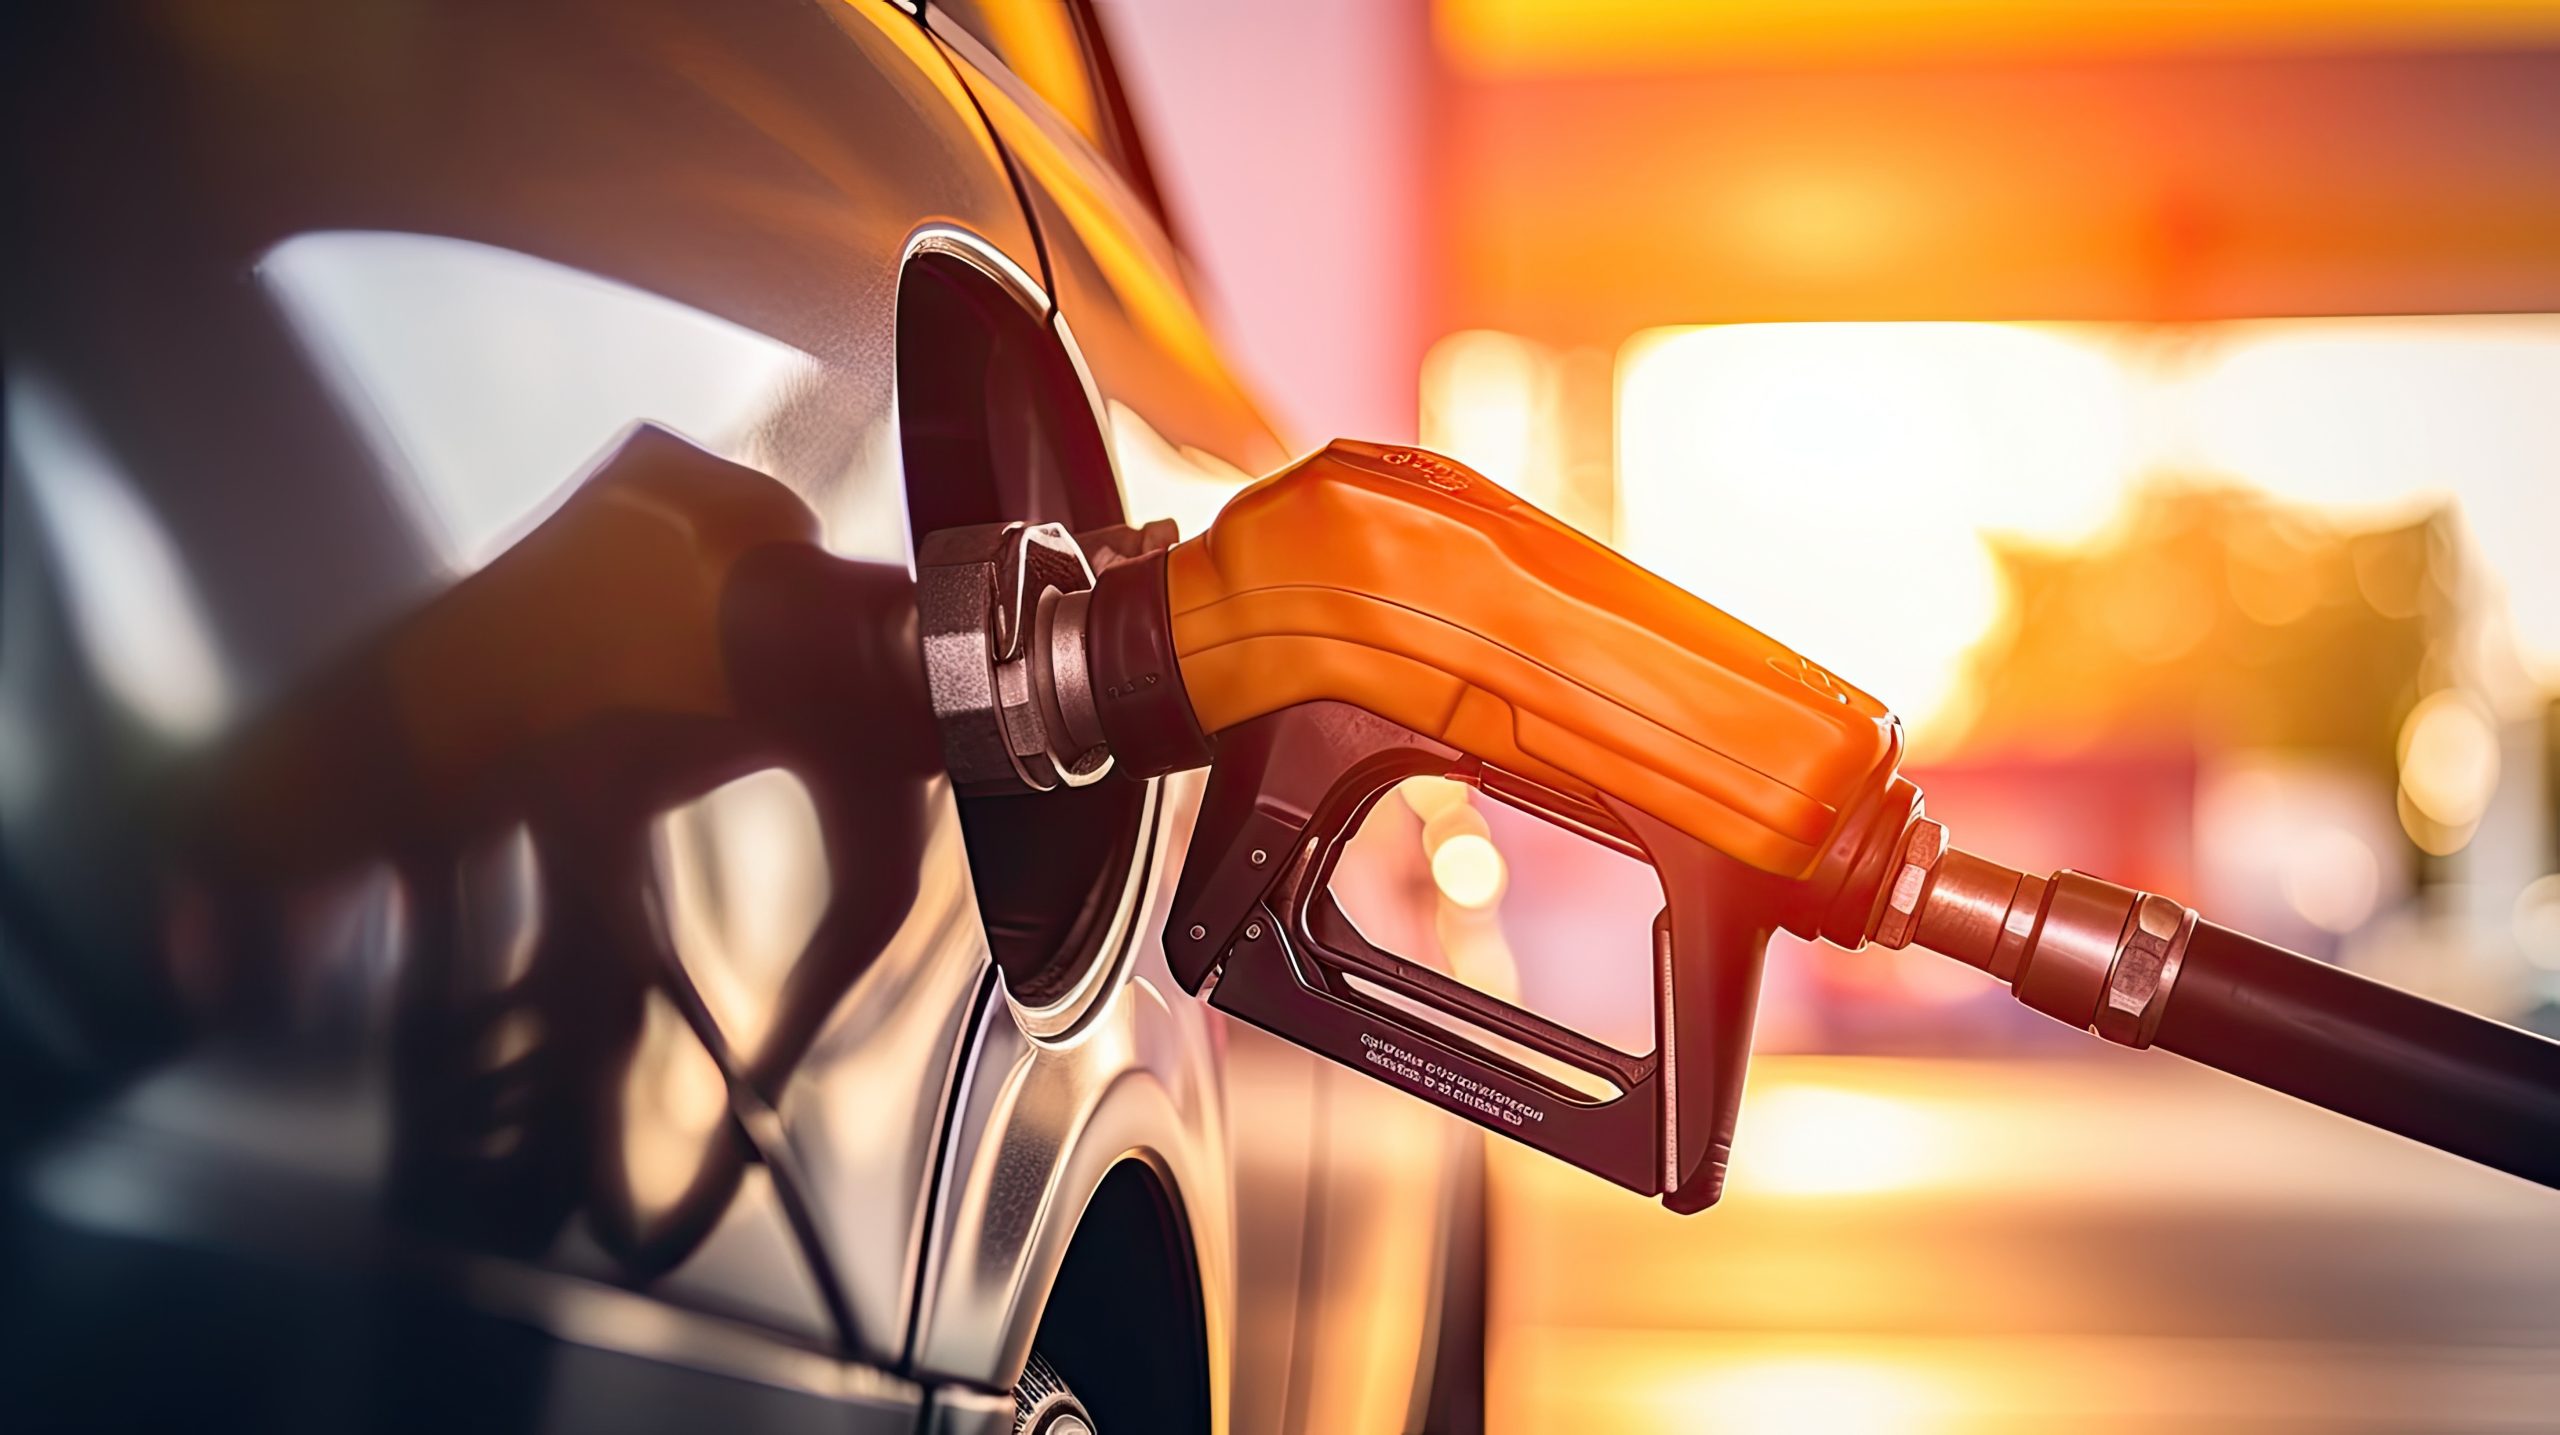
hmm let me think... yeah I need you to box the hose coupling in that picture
[1872,817,2199,1050]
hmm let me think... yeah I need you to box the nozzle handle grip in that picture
[1160,440,1904,876]
[1157,701,1787,1210]
[2155,922,2560,1189]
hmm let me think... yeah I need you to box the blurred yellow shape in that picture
[2099,559,2216,663]
[1436,0,2560,75]
[1729,1078,1949,1198]
[2281,824,2383,934]
[2512,874,2560,972]
[1728,168,1899,280]
[960,0,1101,146]
[1399,773,1475,824]
[1617,322,2127,734]
[1421,330,1555,501]
[2398,689,2500,832]
[2224,533,2323,626]
[1432,831,1509,910]
[2184,317,2560,666]
[1678,1354,1955,1435]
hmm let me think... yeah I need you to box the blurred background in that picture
[1099,1,2560,1430]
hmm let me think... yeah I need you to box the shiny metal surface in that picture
[908,772,1232,1391]
[1004,781,1162,1044]
[1992,872,2051,981]
[926,1389,1020,1435]
[1908,845,2203,1049]
[1908,848,2023,964]
[2015,871,2142,1028]
[1,0,1019,1414]
[1046,588,1108,756]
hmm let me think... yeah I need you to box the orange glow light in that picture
[1436,0,2560,77]
[1728,1077,1950,1198]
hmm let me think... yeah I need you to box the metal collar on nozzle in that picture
[914,517,1178,794]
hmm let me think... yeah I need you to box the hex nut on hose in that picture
[2096,894,2196,1049]
[1873,817,1946,949]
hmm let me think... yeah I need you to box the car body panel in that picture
[0,1,1473,1428]
[2,0,1037,1390]
[904,792,1233,1393]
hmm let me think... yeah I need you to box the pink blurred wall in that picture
[1095,0,1433,447]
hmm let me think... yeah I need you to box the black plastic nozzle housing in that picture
[1085,548,1212,778]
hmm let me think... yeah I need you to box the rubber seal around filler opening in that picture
[1089,549,1214,777]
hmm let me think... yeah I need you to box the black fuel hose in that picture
[2153,921,2560,1190]
[1905,848,2560,1190]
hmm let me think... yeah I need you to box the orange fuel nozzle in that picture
[1101,440,1905,878]
[918,439,2560,1205]
[918,441,1925,1210]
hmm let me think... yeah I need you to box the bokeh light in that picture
[2397,689,2501,842]
[1430,831,1509,910]
[2188,320,2560,666]
[2513,874,2560,973]
[1616,322,2130,733]
[1672,1354,1955,1435]
[1727,1079,1950,1198]
[1419,330,1553,497]
[2282,824,2384,934]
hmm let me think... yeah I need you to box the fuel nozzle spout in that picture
[915,516,1189,794]
[1874,818,2560,1190]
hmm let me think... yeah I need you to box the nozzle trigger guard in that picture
[1163,701,1784,1212]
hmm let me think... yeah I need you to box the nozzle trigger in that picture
[1162,701,1783,1211]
